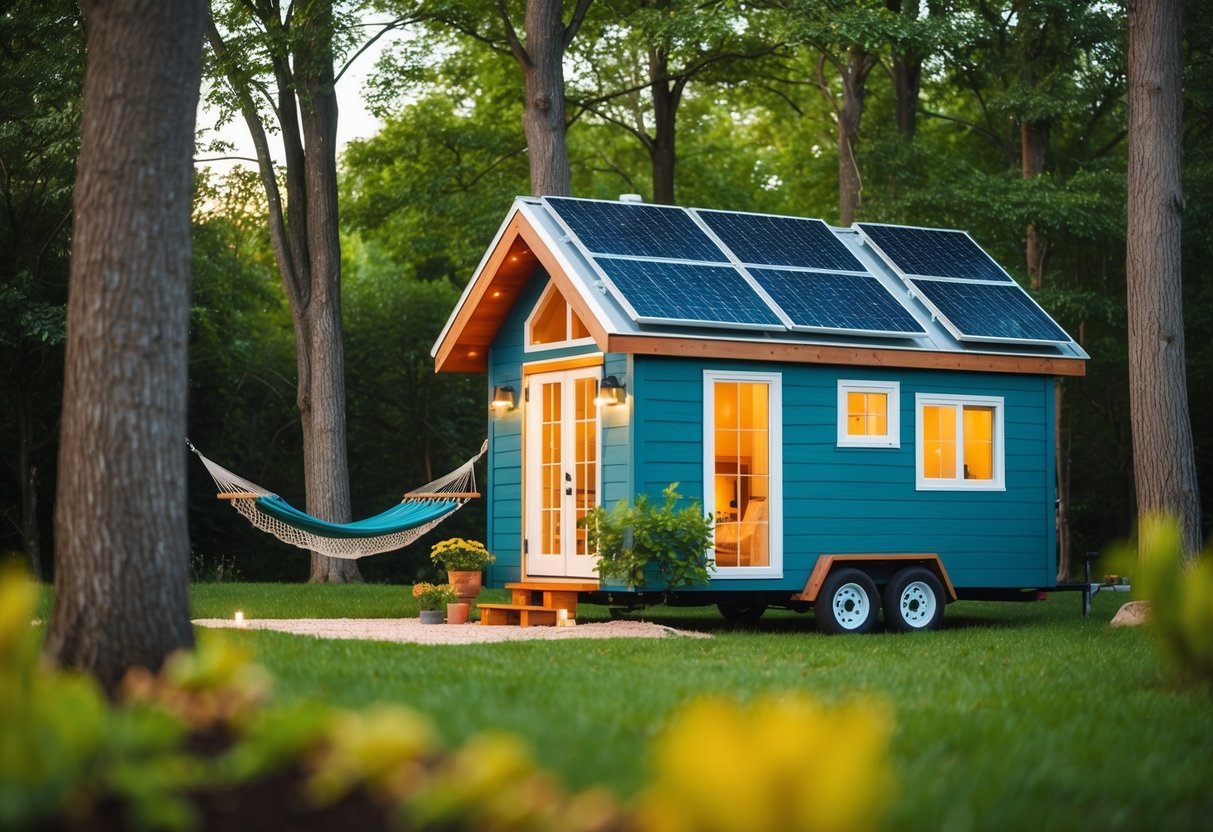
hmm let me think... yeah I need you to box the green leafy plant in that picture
[582,483,714,592]
[1110,515,1213,685]
[429,538,495,571]
[411,582,459,612]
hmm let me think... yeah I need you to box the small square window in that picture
[915,393,1005,490]
[837,381,900,448]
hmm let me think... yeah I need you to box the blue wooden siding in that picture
[484,273,631,587]
[633,356,1056,592]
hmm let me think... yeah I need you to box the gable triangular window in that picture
[526,282,593,351]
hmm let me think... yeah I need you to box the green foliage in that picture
[430,537,495,571]
[411,581,459,611]
[1110,516,1213,686]
[583,484,714,592]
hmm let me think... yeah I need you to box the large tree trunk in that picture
[295,0,358,584]
[45,0,203,692]
[1126,0,1201,559]
[887,0,922,140]
[208,2,359,583]
[836,47,876,225]
[649,48,679,205]
[520,0,573,196]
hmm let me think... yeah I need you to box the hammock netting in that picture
[190,440,487,559]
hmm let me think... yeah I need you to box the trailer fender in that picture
[793,554,958,604]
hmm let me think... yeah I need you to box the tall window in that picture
[837,380,900,447]
[704,371,782,577]
[915,394,1004,490]
[526,283,592,351]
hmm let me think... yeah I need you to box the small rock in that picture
[1110,600,1151,628]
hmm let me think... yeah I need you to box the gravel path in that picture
[192,617,711,645]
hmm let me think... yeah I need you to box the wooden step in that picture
[478,604,559,627]
[504,580,596,618]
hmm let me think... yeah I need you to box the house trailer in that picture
[430,196,1088,632]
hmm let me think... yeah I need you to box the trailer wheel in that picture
[883,567,945,632]
[817,568,880,634]
[718,602,768,625]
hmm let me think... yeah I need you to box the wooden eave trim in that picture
[433,212,610,374]
[607,334,1086,377]
[522,354,604,376]
[793,554,958,602]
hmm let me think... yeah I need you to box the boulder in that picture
[1110,600,1151,628]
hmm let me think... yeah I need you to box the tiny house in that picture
[431,196,1087,632]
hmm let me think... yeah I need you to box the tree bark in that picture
[1021,119,1050,288]
[294,0,359,584]
[513,0,575,196]
[837,47,877,225]
[887,0,922,140]
[207,2,360,582]
[649,48,679,205]
[44,0,203,691]
[1126,0,1201,559]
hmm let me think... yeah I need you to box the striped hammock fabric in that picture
[190,440,486,559]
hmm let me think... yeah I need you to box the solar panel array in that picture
[543,197,925,337]
[856,222,1072,346]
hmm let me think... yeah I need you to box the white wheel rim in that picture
[832,582,871,630]
[898,580,938,628]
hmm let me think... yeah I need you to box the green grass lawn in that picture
[189,583,1211,831]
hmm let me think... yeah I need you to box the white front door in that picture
[525,366,600,578]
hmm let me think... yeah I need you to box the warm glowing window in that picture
[704,371,782,577]
[837,381,899,447]
[526,283,593,350]
[916,394,1004,490]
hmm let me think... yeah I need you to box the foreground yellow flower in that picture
[639,694,895,832]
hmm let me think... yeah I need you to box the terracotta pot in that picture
[447,570,483,607]
[419,609,444,625]
[446,602,470,625]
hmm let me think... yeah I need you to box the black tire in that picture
[718,602,768,625]
[816,568,880,634]
[883,567,946,632]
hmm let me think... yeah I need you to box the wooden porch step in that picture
[504,581,596,618]
[478,604,559,627]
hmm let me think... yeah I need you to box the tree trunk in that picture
[1126,0,1201,559]
[837,47,876,225]
[44,0,202,692]
[208,2,360,583]
[887,0,922,140]
[16,376,43,580]
[1021,119,1050,288]
[520,0,572,196]
[649,48,678,205]
[294,0,360,584]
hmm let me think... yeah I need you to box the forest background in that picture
[2,0,1210,585]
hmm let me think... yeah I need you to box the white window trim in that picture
[837,380,900,448]
[915,392,1006,491]
[703,369,783,579]
[524,282,596,353]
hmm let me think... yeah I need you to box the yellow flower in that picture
[638,694,895,832]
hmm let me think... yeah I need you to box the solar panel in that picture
[697,210,866,272]
[594,258,783,329]
[911,279,1070,343]
[545,197,727,262]
[856,223,1013,283]
[749,269,925,335]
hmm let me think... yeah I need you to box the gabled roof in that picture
[432,197,1087,377]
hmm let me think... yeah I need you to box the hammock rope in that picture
[189,439,487,559]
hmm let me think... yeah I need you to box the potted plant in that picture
[412,582,458,624]
[429,538,495,606]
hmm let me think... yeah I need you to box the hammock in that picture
[189,439,487,559]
